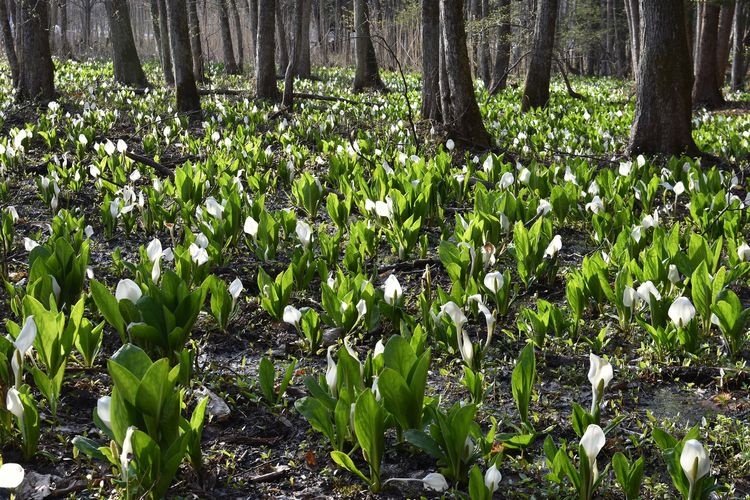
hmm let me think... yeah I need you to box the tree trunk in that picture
[165,0,200,114]
[731,1,746,91]
[715,1,735,88]
[353,0,385,91]
[82,0,92,46]
[150,0,162,65]
[295,0,312,77]
[158,0,174,85]
[229,0,244,73]
[0,0,18,86]
[490,0,511,93]
[521,0,559,111]
[256,0,280,100]
[275,0,289,75]
[218,0,238,74]
[187,0,204,83]
[438,16,453,124]
[283,0,304,107]
[106,0,148,87]
[58,0,71,58]
[692,2,724,108]
[17,0,54,101]
[623,0,639,79]
[628,0,697,156]
[421,0,441,121]
[248,0,258,67]
[440,0,491,148]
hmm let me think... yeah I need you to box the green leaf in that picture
[90,279,126,340]
[512,343,536,427]
[331,451,369,483]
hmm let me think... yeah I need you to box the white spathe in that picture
[680,439,710,488]
[668,296,696,328]
[588,353,613,406]
[283,305,302,327]
[422,472,449,492]
[383,274,402,306]
[484,271,504,293]
[97,396,112,429]
[0,463,24,489]
[115,279,142,303]
[484,464,502,493]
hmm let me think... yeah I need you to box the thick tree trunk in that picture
[275,0,288,74]
[0,0,18,86]
[256,0,280,100]
[692,2,724,108]
[283,0,304,107]
[248,0,258,67]
[440,0,491,148]
[521,0,559,111]
[295,0,312,77]
[624,0,639,79]
[17,0,55,101]
[715,1,735,88]
[229,0,244,73]
[731,2,746,91]
[106,0,149,87]
[628,0,697,156]
[219,0,238,74]
[157,0,174,85]
[187,0,204,83]
[421,0,441,121]
[165,0,200,114]
[352,0,385,91]
[490,0,511,93]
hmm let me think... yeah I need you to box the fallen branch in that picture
[292,92,379,107]
[554,55,585,101]
[126,151,175,179]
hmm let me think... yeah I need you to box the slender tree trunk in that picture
[283,0,304,107]
[521,0,559,111]
[275,0,288,74]
[150,0,162,65]
[421,0,441,121]
[229,0,244,73]
[248,0,258,67]
[82,0,92,46]
[490,0,511,93]
[0,0,18,86]
[353,0,385,91]
[257,0,280,100]
[628,0,697,156]
[17,0,55,101]
[296,0,311,77]
[106,0,149,87]
[731,1,746,91]
[624,0,640,79]
[158,0,174,85]
[58,0,71,57]
[440,0,491,148]
[716,1,735,88]
[438,13,453,123]
[187,0,204,83]
[165,0,200,114]
[218,0,238,74]
[692,1,724,108]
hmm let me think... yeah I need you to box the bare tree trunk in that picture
[438,15,453,123]
[17,0,54,101]
[716,1,735,88]
[187,0,204,83]
[296,0,312,77]
[521,0,559,111]
[106,0,148,87]
[248,0,258,67]
[490,0,511,93]
[165,0,200,114]
[283,0,303,107]
[0,0,18,86]
[218,0,238,74]
[440,0,491,148]
[624,0,640,79]
[58,0,71,57]
[421,0,441,121]
[275,0,288,74]
[257,0,280,100]
[352,0,385,91]
[629,0,697,156]
[158,0,174,85]
[82,0,92,47]
[692,1,724,108]
[150,0,162,64]
[229,0,244,73]
[731,1,746,91]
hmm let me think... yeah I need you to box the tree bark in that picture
[0,0,18,86]
[353,0,385,91]
[165,0,200,114]
[229,0,244,73]
[731,1,746,91]
[438,19,453,124]
[248,0,258,68]
[521,0,559,111]
[157,0,174,85]
[440,0,491,148]
[628,0,698,156]
[295,0,312,77]
[105,0,149,87]
[275,0,289,74]
[715,1,735,88]
[256,0,280,100]
[150,0,163,65]
[218,0,238,74]
[490,0,511,93]
[421,0,441,121]
[17,0,55,101]
[187,0,204,83]
[58,0,71,58]
[692,1,724,108]
[283,0,304,107]
[624,0,639,79]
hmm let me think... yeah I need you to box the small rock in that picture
[195,386,231,422]
[321,327,344,347]
[17,471,59,499]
